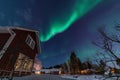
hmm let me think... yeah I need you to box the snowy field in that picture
[13,74,75,80]
[1,74,120,80]
[61,75,120,80]
[61,75,102,80]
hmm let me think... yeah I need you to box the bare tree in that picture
[92,27,120,66]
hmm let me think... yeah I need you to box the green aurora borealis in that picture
[40,0,101,42]
[0,0,120,67]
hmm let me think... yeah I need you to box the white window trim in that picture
[26,34,35,49]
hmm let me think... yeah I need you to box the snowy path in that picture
[1,74,119,80]
[13,74,75,80]
[61,75,120,80]
[61,75,102,80]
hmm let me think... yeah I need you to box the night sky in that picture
[0,0,120,67]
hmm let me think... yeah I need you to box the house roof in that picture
[0,27,38,33]
[0,26,41,54]
[0,27,10,33]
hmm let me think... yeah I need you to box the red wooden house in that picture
[0,27,40,78]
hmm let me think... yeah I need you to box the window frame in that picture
[26,34,35,49]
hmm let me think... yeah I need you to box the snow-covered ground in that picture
[61,75,102,80]
[13,74,75,80]
[61,75,120,80]
[1,74,120,80]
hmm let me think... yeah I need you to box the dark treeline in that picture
[44,51,105,74]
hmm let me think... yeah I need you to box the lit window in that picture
[15,53,33,72]
[26,35,35,49]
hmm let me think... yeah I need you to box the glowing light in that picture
[59,70,62,75]
[35,65,41,70]
[35,71,41,75]
[111,68,115,74]
[33,58,42,74]
[40,0,101,42]
[81,69,89,74]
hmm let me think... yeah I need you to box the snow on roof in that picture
[0,27,10,33]
[0,26,38,33]
[14,27,38,32]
